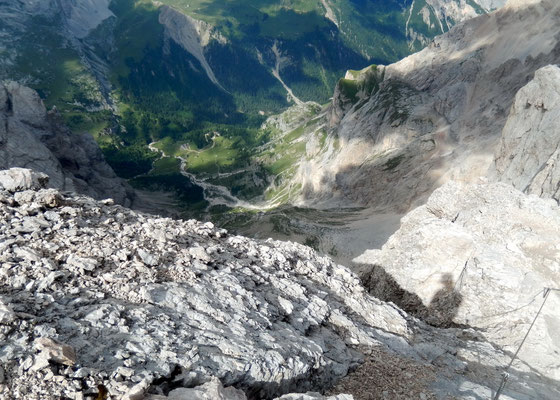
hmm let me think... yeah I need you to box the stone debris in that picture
[0,169,407,400]
[1,168,558,400]
[146,377,248,399]
[0,168,49,193]
[326,347,436,400]
[0,297,16,324]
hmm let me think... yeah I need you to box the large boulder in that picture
[490,64,560,203]
[0,168,49,192]
[356,180,560,380]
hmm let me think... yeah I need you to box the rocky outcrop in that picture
[1,168,559,400]
[0,81,133,205]
[355,180,560,382]
[298,0,560,212]
[478,0,507,9]
[158,5,226,90]
[490,65,560,202]
[0,168,49,193]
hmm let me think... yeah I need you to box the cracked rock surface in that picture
[2,169,559,400]
[491,65,560,203]
[357,180,560,383]
[0,169,407,399]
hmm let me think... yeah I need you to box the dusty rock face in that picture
[0,81,134,206]
[356,180,560,381]
[490,65,560,202]
[298,0,560,212]
[3,168,558,399]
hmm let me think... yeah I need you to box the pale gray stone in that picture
[1,170,558,399]
[34,337,77,366]
[164,378,247,400]
[356,181,560,381]
[0,297,16,324]
[491,65,560,203]
[0,168,48,192]
[137,249,159,267]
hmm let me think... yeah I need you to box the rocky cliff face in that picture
[490,65,560,202]
[2,168,558,399]
[356,180,560,382]
[0,81,133,206]
[58,0,114,39]
[353,63,560,386]
[158,5,226,90]
[298,0,560,212]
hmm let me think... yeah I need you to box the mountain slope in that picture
[490,65,560,202]
[0,81,133,205]
[293,0,560,212]
[354,62,560,390]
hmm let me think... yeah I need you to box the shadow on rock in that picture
[360,265,464,328]
[425,273,463,328]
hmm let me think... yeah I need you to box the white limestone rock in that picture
[1,171,559,399]
[34,337,77,366]
[149,378,248,400]
[491,65,560,203]
[0,297,16,325]
[0,168,48,192]
[356,181,560,380]
[145,379,351,400]
[0,176,411,399]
